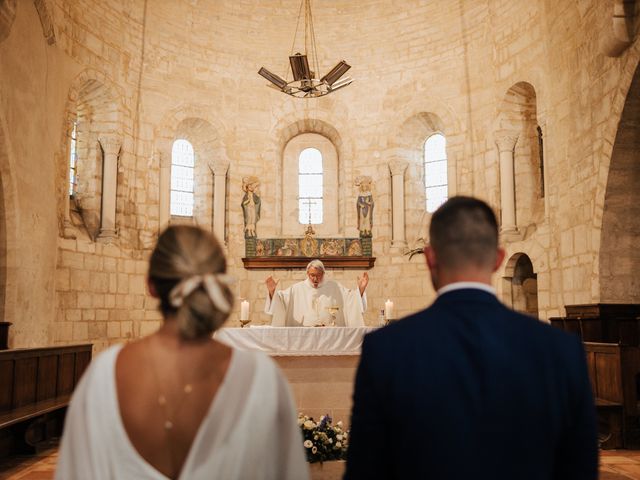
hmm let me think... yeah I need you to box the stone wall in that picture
[0,0,639,348]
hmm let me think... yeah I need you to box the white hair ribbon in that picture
[169,274,234,313]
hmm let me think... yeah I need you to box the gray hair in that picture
[306,259,325,273]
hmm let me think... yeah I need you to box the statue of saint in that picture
[241,176,261,238]
[355,176,374,237]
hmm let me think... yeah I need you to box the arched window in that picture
[68,119,78,196]
[298,147,323,224]
[424,133,448,213]
[170,139,195,217]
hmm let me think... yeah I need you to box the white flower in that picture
[335,441,342,448]
[303,420,315,430]
[337,421,343,427]
[312,446,318,454]
[328,438,333,444]
[336,434,343,441]
[314,435,318,440]
[303,440,313,448]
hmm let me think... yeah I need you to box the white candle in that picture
[385,299,394,320]
[240,300,250,321]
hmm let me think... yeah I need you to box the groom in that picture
[345,196,598,479]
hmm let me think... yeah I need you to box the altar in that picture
[215,325,377,356]
[216,326,377,430]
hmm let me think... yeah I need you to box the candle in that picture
[240,300,250,321]
[385,299,394,320]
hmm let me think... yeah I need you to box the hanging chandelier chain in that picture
[287,0,306,80]
[306,0,321,79]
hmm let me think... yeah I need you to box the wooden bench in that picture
[584,342,640,448]
[0,344,92,457]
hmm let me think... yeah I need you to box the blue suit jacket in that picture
[345,288,598,480]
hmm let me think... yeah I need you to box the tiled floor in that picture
[2,447,640,479]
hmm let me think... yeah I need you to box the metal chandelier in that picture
[258,0,353,98]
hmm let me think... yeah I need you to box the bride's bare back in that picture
[115,328,232,479]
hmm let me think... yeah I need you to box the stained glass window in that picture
[424,133,448,213]
[298,147,323,224]
[171,139,195,217]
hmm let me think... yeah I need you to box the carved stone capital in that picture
[155,151,171,169]
[99,136,122,156]
[388,159,409,176]
[494,131,519,153]
[211,160,230,176]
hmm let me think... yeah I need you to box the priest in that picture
[264,259,369,327]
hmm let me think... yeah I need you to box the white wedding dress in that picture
[56,345,309,480]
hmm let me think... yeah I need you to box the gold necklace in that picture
[146,338,194,431]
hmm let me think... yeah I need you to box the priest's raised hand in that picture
[265,275,279,299]
[357,272,369,296]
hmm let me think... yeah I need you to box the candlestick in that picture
[385,299,394,321]
[240,300,250,321]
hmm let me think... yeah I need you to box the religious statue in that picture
[355,176,374,237]
[241,176,261,238]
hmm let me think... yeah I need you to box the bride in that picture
[56,225,309,479]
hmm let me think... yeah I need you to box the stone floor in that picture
[1,448,640,479]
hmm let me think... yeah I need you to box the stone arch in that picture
[503,252,538,318]
[599,61,640,303]
[282,133,340,236]
[0,0,17,44]
[270,118,351,236]
[57,69,125,240]
[394,112,449,246]
[383,89,464,247]
[591,42,640,300]
[154,106,228,236]
[496,82,544,230]
[172,117,219,230]
[0,100,19,344]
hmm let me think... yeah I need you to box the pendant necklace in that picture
[146,338,194,431]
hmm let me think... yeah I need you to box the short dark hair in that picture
[429,196,499,270]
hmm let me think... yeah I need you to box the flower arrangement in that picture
[298,413,349,463]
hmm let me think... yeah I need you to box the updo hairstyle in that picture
[148,225,233,339]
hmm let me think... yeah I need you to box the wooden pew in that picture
[550,304,640,345]
[584,342,640,448]
[0,344,92,457]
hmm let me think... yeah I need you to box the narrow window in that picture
[170,139,195,217]
[69,120,78,196]
[537,125,545,198]
[424,133,448,213]
[298,147,323,224]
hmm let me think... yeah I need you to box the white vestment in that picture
[264,278,367,327]
[56,345,309,480]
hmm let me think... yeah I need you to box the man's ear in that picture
[493,247,506,273]
[425,245,437,270]
[147,278,159,298]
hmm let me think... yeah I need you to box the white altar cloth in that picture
[215,326,378,356]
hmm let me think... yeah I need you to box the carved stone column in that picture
[97,136,121,241]
[158,151,171,230]
[211,161,229,243]
[389,159,408,251]
[59,151,76,239]
[495,131,519,233]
